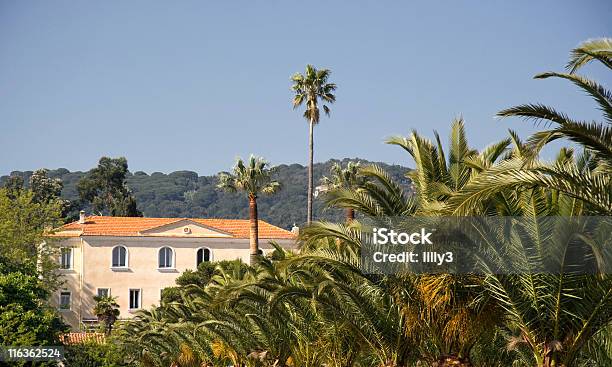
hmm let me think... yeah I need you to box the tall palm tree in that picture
[217,155,281,265]
[291,65,337,224]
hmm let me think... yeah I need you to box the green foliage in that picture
[566,37,612,74]
[161,260,249,304]
[2,175,24,199]
[487,37,612,218]
[0,188,63,287]
[177,260,246,287]
[173,260,246,291]
[30,168,63,204]
[63,339,135,367]
[0,304,65,347]
[291,64,337,124]
[94,295,121,335]
[0,187,67,360]
[79,38,612,367]
[0,255,67,347]
[4,35,610,367]
[321,161,367,221]
[321,161,366,191]
[120,126,610,366]
[159,286,182,304]
[77,157,142,217]
[1,159,413,229]
[217,155,281,198]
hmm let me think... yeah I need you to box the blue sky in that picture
[1,1,610,175]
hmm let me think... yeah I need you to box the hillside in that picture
[1,158,413,229]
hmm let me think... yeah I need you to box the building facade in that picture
[50,215,296,329]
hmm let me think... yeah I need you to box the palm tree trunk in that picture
[307,119,314,224]
[346,208,355,222]
[249,194,259,265]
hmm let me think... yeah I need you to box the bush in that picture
[63,340,134,367]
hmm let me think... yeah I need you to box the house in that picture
[313,184,329,198]
[49,212,296,330]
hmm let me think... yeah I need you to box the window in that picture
[112,246,127,268]
[59,291,71,310]
[158,247,174,268]
[97,288,110,298]
[60,248,72,270]
[129,289,141,309]
[196,248,211,266]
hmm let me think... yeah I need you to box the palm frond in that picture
[567,38,612,73]
[534,71,612,124]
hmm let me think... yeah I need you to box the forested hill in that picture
[1,158,412,229]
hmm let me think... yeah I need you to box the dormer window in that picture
[112,246,128,268]
[158,247,174,269]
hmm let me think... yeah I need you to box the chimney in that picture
[291,223,299,235]
[78,211,86,224]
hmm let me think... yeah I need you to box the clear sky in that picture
[1,1,610,175]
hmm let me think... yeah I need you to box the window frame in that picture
[59,290,71,311]
[157,246,175,269]
[196,247,213,267]
[97,288,111,298]
[59,247,73,270]
[111,245,129,269]
[128,288,141,310]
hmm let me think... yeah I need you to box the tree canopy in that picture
[77,157,142,217]
[0,188,67,349]
[1,158,412,228]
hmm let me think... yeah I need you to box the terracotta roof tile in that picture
[61,332,105,345]
[53,216,295,239]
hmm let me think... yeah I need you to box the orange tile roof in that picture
[52,216,295,239]
[61,332,106,345]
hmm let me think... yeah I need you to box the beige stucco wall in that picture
[52,235,295,330]
[49,238,83,328]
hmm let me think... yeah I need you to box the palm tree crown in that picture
[291,65,337,124]
[321,161,367,221]
[217,155,281,198]
[321,161,364,189]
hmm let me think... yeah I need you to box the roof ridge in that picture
[138,217,187,233]
[53,215,295,239]
[82,215,261,221]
